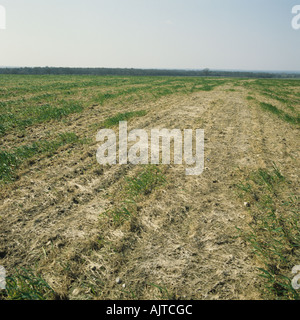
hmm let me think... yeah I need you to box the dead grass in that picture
[0,76,299,300]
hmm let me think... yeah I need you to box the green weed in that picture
[149,283,174,300]
[103,165,166,225]
[101,111,147,128]
[236,165,300,300]
[0,132,79,182]
[0,268,55,300]
[259,102,299,125]
[125,165,166,198]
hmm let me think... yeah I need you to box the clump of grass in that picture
[199,84,216,91]
[101,111,147,128]
[0,268,56,300]
[125,165,166,198]
[149,283,174,300]
[226,88,236,92]
[260,102,282,115]
[0,132,79,182]
[150,87,175,98]
[103,165,166,224]
[0,102,83,136]
[259,102,299,125]
[104,202,135,225]
[235,164,300,300]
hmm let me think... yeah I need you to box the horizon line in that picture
[1,66,300,74]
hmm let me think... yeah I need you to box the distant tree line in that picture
[0,67,299,78]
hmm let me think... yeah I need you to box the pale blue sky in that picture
[0,0,299,71]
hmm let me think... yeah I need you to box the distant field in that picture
[0,75,299,300]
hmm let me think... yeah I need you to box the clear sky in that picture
[0,0,299,71]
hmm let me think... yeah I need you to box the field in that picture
[0,75,299,300]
